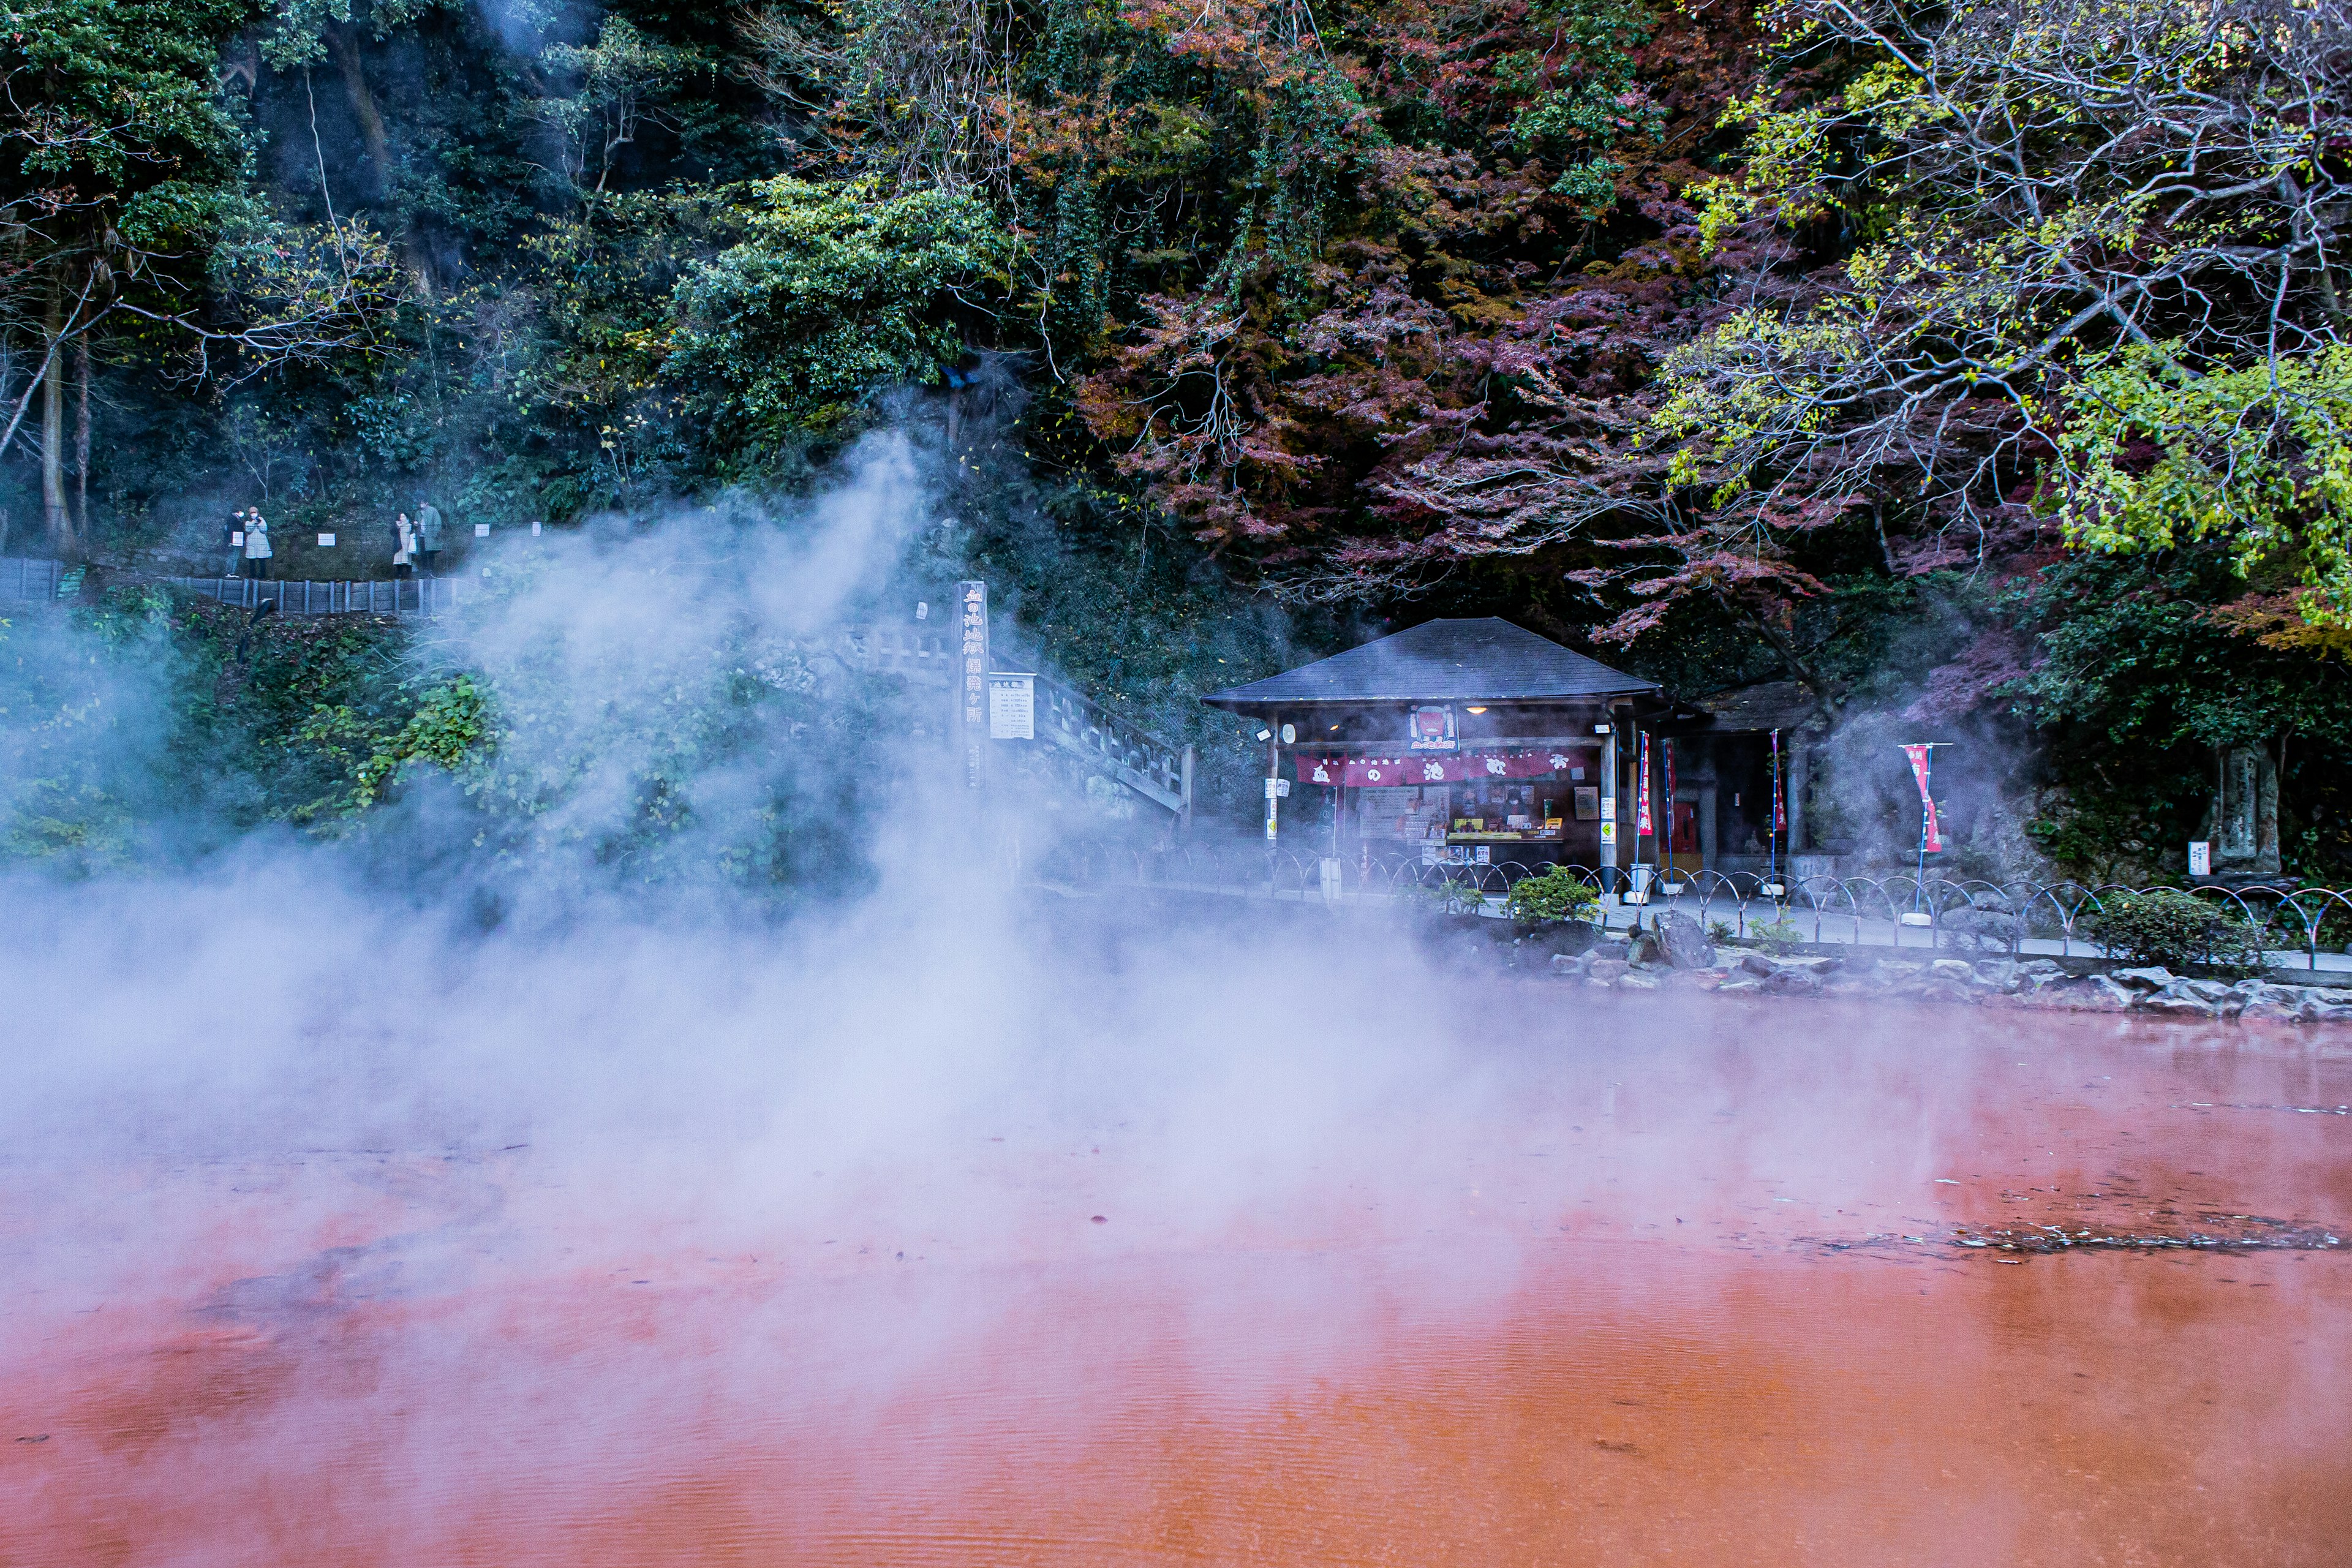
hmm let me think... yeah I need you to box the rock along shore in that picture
[1547,942,2352,1025]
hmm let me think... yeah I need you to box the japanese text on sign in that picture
[987,673,1035,740]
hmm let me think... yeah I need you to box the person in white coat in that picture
[392,513,416,578]
[243,511,273,579]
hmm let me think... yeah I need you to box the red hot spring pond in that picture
[3,922,2348,1568]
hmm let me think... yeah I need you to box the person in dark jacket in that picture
[415,501,444,576]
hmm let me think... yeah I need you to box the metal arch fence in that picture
[1068,844,2352,971]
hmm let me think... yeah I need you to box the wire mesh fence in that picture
[1044,841,2352,972]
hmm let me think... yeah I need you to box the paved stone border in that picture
[1548,944,2352,1023]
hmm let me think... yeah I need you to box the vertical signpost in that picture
[955,580,989,795]
[1767,728,1785,899]
[1264,721,1286,845]
[1599,720,1619,897]
[1634,729,1654,900]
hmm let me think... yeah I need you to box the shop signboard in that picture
[1408,706,1458,751]
[987,673,1035,740]
[1294,747,1589,787]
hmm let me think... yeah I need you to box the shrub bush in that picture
[1400,873,1481,916]
[1506,865,1601,925]
[2089,889,2271,976]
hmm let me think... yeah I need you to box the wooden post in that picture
[1179,744,1196,834]
[1264,721,1281,845]
[1599,714,1620,895]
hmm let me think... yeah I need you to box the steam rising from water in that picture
[4,435,2348,1565]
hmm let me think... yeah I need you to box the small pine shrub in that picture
[1506,865,1601,925]
[2090,889,2271,976]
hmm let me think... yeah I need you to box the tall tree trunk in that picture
[327,22,393,200]
[327,21,434,298]
[74,335,89,543]
[40,285,71,556]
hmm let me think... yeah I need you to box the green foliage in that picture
[297,673,493,818]
[1506,864,1600,924]
[1999,549,2352,879]
[2062,342,2352,627]
[3,0,250,190]
[668,176,1006,445]
[2089,889,2271,977]
[0,594,171,864]
[1751,916,1801,954]
[1505,0,1660,216]
[1401,873,1482,916]
[260,0,447,69]
[530,14,707,202]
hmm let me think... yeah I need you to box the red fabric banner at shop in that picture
[1294,750,1584,788]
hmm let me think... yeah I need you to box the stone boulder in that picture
[1653,911,1718,970]
[1940,900,2022,955]
[2139,987,2220,1019]
[1970,959,2022,992]
[2113,966,2175,992]
[2056,974,2138,1011]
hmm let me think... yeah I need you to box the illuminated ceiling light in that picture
[1466,706,1487,714]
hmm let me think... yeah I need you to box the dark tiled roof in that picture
[1204,617,1658,709]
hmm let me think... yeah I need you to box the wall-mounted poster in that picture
[1574,786,1600,821]
[987,673,1035,739]
[1407,705,1458,752]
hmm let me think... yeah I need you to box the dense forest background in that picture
[3,0,2351,878]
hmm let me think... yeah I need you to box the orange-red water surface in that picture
[4,995,2348,1566]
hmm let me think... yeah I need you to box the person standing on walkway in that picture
[224,510,247,577]
[392,512,415,578]
[243,511,273,579]
[415,500,444,576]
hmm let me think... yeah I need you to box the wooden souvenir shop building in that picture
[1204,618,1667,873]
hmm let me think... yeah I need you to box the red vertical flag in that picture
[1902,744,1944,853]
[1635,732,1654,836]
